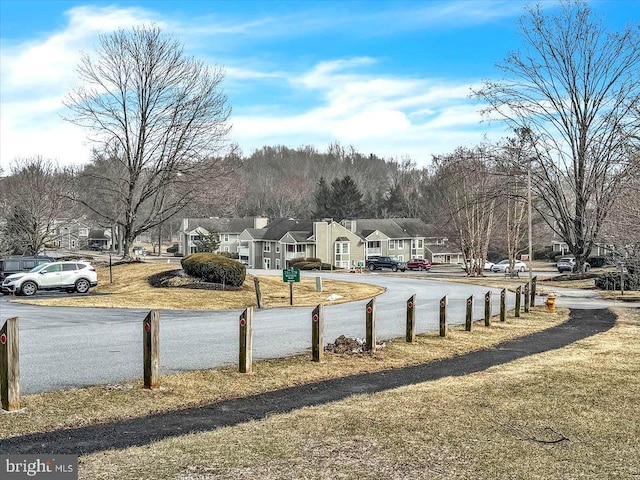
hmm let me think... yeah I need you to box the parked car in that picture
[0,256,53,281]
[366,256,407,272]
[490,259,527,273]
[1,261,98,296]
[406,258,432,271]
[557,257,591,273]
[460,259,494,271]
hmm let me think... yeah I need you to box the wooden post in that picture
[530,276,537,307]
[143,310,160,389]
[289,281,294,306]
[239,308,253,373]
[315,276,323,293]
[465,295,473,331]
[439,295,447,337]
[406,294,416,343]
[484,291,492,326]
[253,276,263,309]
[365,298,376,353]
[311,304,323,362]
[500,289,506,322]
[515,285,522,318]
[524,282,530,313]
[0,317,20,411]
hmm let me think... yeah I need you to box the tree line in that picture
[0,1,638,272]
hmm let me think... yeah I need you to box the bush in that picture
[181,253,246,287]
[217,251,239,259]
[533,245,555,262]
[595,272,640,291]
[290,261,333,270]
[287,257,321,268]
[587,256,607,268]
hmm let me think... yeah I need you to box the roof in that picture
[184,217,259,234]
[347,218,435,239]
[260,218,314,241]
[425,245,463,255]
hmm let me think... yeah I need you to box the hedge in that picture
[181,253,246,287]
[595,272,640,291]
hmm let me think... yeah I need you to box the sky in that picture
[1,0,638,170]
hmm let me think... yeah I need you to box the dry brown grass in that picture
[73,308,640,480]
[12,263,384,309]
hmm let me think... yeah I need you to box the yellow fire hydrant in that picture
[545,293,556,313]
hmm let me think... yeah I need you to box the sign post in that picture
[282,268,301,306]
[0,317,19,411]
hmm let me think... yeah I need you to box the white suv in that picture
[1,261,98,296]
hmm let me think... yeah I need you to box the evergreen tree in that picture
[313,176,332,219]
[330,175,364,220]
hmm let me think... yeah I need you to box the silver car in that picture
[1,261,98,296]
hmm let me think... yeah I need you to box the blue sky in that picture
[1,0,637,169]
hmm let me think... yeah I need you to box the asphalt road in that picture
[1,268,635,394]
[1,272,520,395]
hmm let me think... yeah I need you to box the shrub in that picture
[595,272,640,291]
[181,253,246,287]
[290,261,333,270]
[587,256,607,268]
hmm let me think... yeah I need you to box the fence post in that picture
[406,294,416,343]
[366,298,376,353]
[315,276,323,293]
[515,285,522,318]
[0,317,19,411]
[484,291,492,326]
[524,282,530,313]
[530,276,537,307]
[311,304,323,362]
[239,308,253,373]
[439,295,448,337]
[253,277,263,309]
[500,289,506,322]
[465,295,473,331]
[143,310,160,389]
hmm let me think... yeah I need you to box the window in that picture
[223,234,229,242]
[223,246,230,252]
[264,243,271,252]
[43,264,61,273]
[276,244,280,253]
[264,258,271,269]
[296,244,305,253]
[397,239,404,249]
[62,264,78,271]
[397,255,404,261]
[335,242,349,254]
[417,239,423,249]
[389,241,395,250]
[275,258,281,269]
[79,228,89,236]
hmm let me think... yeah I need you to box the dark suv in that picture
[0,256,53,282]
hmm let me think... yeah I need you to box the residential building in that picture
[179,217,269,255]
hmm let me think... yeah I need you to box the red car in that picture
[406,258,431,271]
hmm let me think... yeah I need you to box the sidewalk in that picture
[1,308,616,455]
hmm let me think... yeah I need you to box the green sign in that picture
[282,268,300,283]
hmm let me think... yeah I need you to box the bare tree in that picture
[0,157,72,255]
[476,1,640,272]
[64,26,232,258]
[429,147,498,276]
